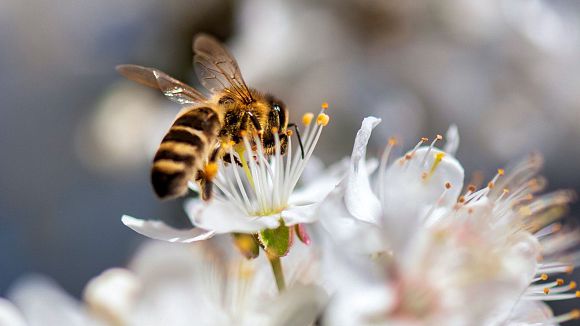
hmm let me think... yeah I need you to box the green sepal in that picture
[232,233,260,259]
[258,220,294,258]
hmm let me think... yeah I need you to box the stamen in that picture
[421,134,443,167]
[422,181,452,221]
[210,105,329,217]
[496,188,509,202]
[378,137,397,204]
[543,309,580,324]
[532,273,549,282]
[302,113,314,126]
[317,113,330,126]
[405,138,428,162]
[524,290,580,301]
[537,264,575,275]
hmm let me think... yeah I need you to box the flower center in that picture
[212,104,330,217]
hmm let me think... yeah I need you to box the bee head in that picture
[265,94,288,131]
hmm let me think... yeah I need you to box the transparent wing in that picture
[116,64,207,105]
[193,34,253,104]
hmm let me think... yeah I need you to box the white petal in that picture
[290,158,349,205]
[261,285,327,326]
[381,146,464,253]
[0,298,27,326]
[8,276,101,326]
[185,199,280,233]
[505,301,554,325]
[316,186,385,255]
[345,117,382,224]
[281,203,319,225]
[443,124,460,156]
[121,215,215,243]
[83,268,140,325]
[323,285,394,326]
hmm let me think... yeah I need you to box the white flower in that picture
[0,277,104,326]
[123,106,339,244]
[1,241,326,326]
[318,117,580,325]
[89,241,326,326]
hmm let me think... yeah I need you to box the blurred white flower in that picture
[89,241,325,326]
[318,117,580,325]
[1,277,104,326]
[1,241,325,326]
[123,106,339,247]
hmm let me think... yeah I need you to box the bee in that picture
[117,34,300,201]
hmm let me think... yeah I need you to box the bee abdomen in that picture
[151,107,220,199]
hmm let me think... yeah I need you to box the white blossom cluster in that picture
[2,112,579,326]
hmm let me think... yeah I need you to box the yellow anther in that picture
[316,113,330,126]
[286,130,293,136]
[557,279,565,286]
[503,188,509,194]
[436,134,443,140]
[570,281,577,289]
[498,168,505,176]
[458,196,465,203]
[302,113,314,126]
[240,130,248,137]
[445,182,452,189]
[204,163,218,180]
[405,153,413,160]
[271,127,278,133]
[321,102,329,110]
[467,185,476,192]
[222,141,232,151]
[388,137,398,146]
[421,137,429,142]
[541,273,549,281]
[487,181,495,189]
[576,290,580,297]
[572,309,580,319]
[568,266,576,274]
[543,288,550,294]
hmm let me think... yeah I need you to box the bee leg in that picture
[195,171,213,201]
[223,150,242,166]
[198,146,221,201]
[287,123,305,159]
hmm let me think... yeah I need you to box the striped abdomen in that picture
[151,107,221,199]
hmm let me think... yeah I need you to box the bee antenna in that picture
[288,123,305,159]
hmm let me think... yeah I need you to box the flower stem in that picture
[269,256,286,292]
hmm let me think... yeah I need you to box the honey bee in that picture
[117,34,299,201]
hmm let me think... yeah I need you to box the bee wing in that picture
[116,64,207,105]
[193,34,254,103]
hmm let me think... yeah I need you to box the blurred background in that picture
[1,0,580,315]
